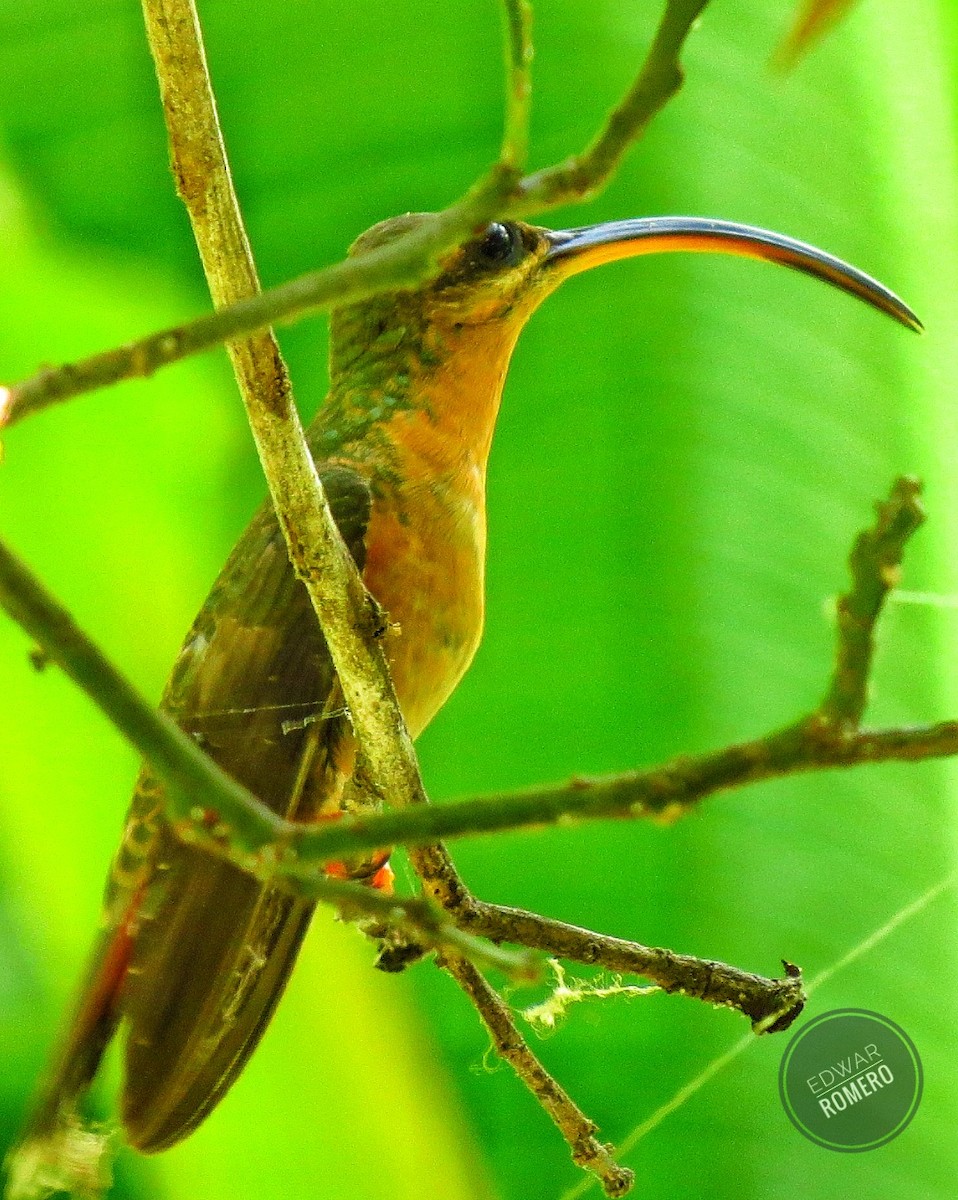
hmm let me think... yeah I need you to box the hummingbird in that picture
[15,212,919,1159]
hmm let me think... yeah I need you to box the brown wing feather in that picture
[114,466,371,1152]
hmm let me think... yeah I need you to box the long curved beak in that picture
[544,216,922,332]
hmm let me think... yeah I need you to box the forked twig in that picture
[516,0,708,204]
[0,0,708,427]
[6,483,927,880]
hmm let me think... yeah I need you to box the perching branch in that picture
[139,0,429,826]
[0,480,939,883]
[0,0,708,427]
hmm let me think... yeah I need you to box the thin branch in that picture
[0,188,510,429]
[440,954,634,1199]
[819,476,925,727]
[141,0,430,826]
[379,856,806,1034]
[515,0,709,208]
[0,0,709,426]
[458,901,805,1033]
[276,715,958,859]
[1,480,946,873]
[499,0,534,170]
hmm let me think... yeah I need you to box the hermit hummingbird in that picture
[15,212,919,1157]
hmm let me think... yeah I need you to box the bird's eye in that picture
[475,222,523,267]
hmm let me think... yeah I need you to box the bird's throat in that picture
[312,298,527,735]
[319,295,525,495]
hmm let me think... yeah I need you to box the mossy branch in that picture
[3,482,934,873]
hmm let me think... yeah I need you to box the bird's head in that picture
[324,211,919,463]
[341,210,920,337]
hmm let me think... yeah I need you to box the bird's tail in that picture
[4,896,140,1200]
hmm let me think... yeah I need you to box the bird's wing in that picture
[118,465,373,1151]
[33,466,372,1155]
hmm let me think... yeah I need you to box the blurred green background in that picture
[1,1,957,1197]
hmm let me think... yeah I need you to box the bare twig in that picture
[499,0,534,170]
[0,0,709,426]
[379,853,806,1033]
[515,0,709,207]
[440,954,634,1198]
[0,189,510,428]
[242,717,958,859]
[458,902,805,1033]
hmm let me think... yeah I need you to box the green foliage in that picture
[1,2,956,1198]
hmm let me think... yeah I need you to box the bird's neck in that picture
[312,294,528,735]
[314,294,525,493]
